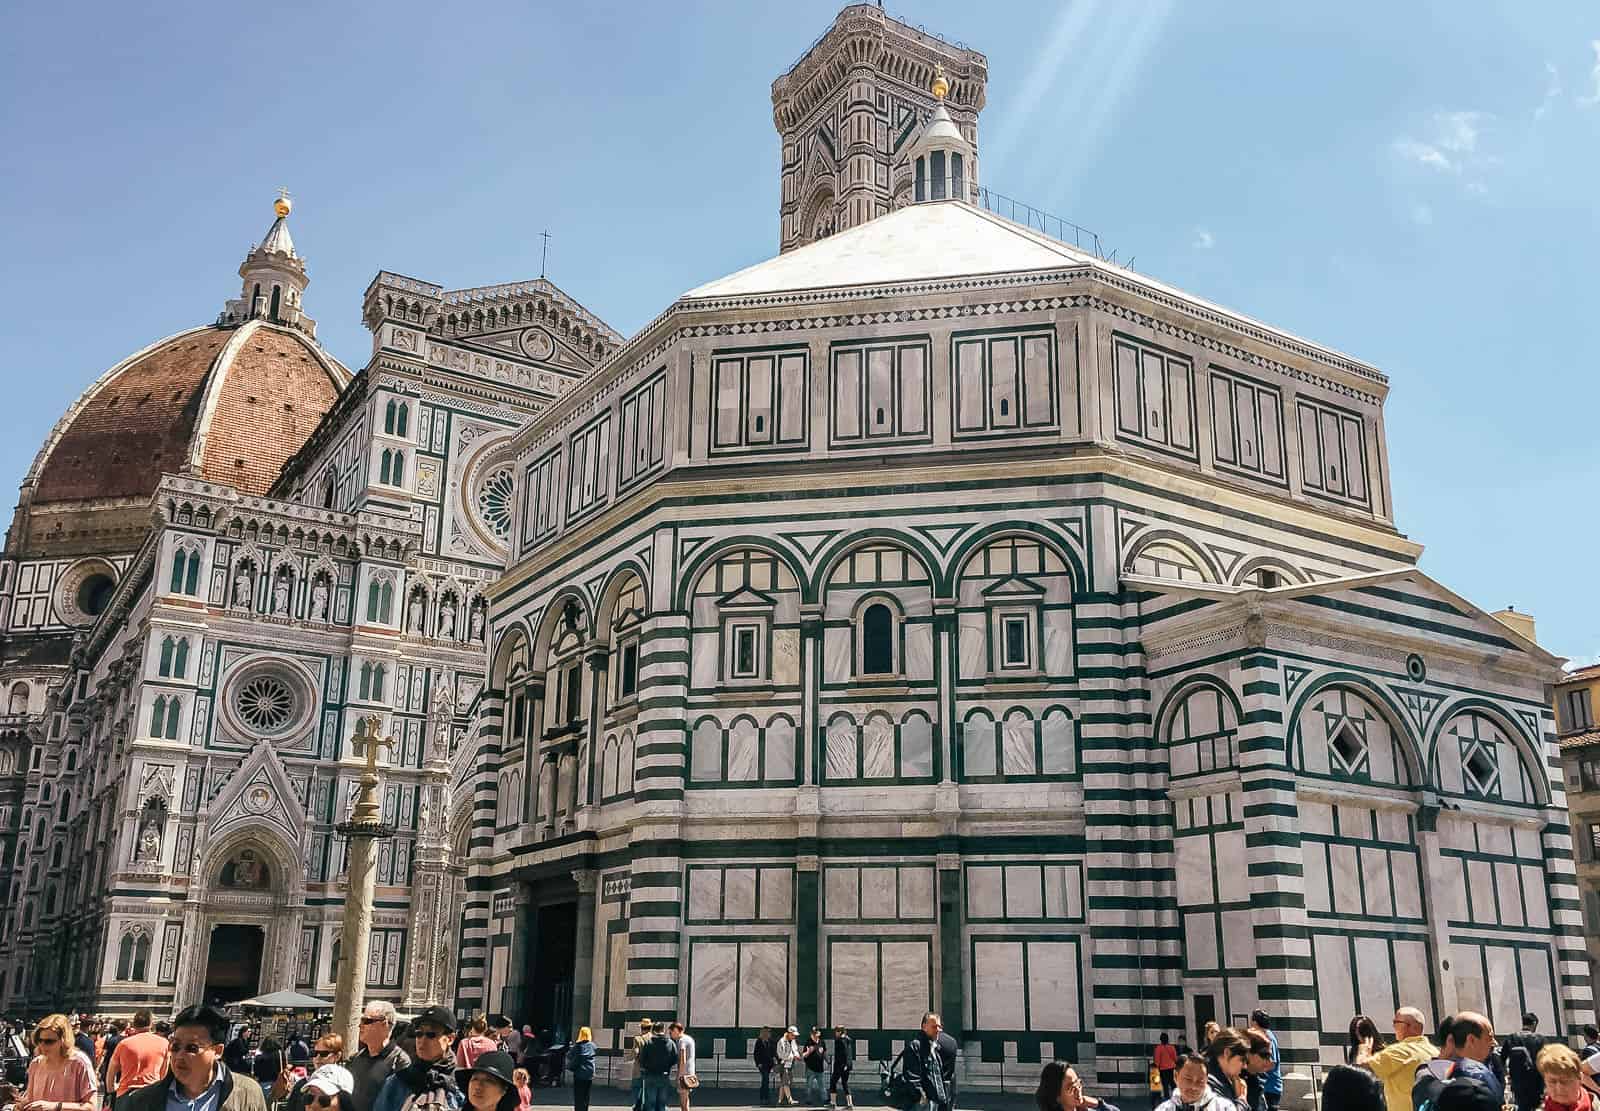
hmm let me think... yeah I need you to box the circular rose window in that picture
[233,674,296,734]
[475,467,515,542]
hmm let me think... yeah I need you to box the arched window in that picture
[159,637,174,677]
[385,400,398,435]
[7,683,27,715]
[367,580,394,623]
[390,451,405,486]
[329,937,341,981]
[322,472,336,509]
[379,450,392,485]
[358,662,372,700]
[169,549,187,593]
[395,404,408,439]
[861,603,895,675]
[174,639,189,678]
[372,664,386,702]
[150,696,167,738]
[270,285,282,321]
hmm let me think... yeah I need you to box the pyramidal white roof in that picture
[684,200,1097,300]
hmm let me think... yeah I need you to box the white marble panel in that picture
[967,865,1002,918]
[1184,912,1218,968]
[1220,909,1254,968]
[1521,865,1549,928]
[826,719,858,780]
[1336,805,1370,837]
[688,868,723,921]
[764,718,796,781]
[1312,933,1354,1032]
[1175,836,1212,906]
[958,612,985,676]
[862,715,895,778]
[829,942,878,1028]
[973,941,1026,1028]
[1043,864,1080,920]
[1354,936,1395,1018]
[881,941,930,1027]
[1375,808,1408,843]
[1361,846,1392,916]
[823,627,852,684]
[826,867,860,921]
[1513,825,1542,858]
[1004,865,1043,918]
[899,867,934,919]
[691,631,719,688]
[1028,941,1080,1031]
[1396,939,1433,1019]
[1467,859,1495,922]
[905,623,934,679]
[1494,861,1524,926]
[901,715,933,777]
[1170,742,1198,778]
[963,717,997,777]
[1518,946,1555,1031]
[1302,843,1331,913]
[691,940,739,1027]
[1040,710,1074,774]
[725,867,757,919]
[739,941,788,1026]
[1300,801,1334,836]
[1480,823,1513,856]
[861,867,897,918]
[1001,712,1035,776]
[691,720,722,782]
[1214,829,1248,902]
[1392,854,1422,919]
[1043,610,1073,677]
[773,628,801,686]
[728,719,759,782]
[1329,843,1362,915]
[761,866,793,920]
[608,930,630,1012]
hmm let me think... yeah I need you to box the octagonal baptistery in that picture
[2,203,349,664]
[474,197,1585,1079]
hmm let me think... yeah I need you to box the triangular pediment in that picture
[982,574,1045,599]
[719,585,776,610]
[206,742,305,844]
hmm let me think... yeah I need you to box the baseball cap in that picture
[413,1005,456,1034]
[786,1026,798,1035]
[304,1065,355,1098]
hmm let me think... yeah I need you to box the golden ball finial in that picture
[931,65,949,100]
[273,189,292,218]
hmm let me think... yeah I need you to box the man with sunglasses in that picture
[273,1036,346,1111]
[114,1004,266,1111]
[347,1004,409,1111]
[372,1007,463,1111]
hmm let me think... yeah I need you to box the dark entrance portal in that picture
[527,902,577,1040]
[204,924,265,1005]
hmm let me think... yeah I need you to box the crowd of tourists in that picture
[12,1000,1600,1111]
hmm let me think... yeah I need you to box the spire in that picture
[906,66,978,204]
[221,192,316,338]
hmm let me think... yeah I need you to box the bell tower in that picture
[771,4,987,253]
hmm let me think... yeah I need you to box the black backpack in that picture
[640,1034,676,1076]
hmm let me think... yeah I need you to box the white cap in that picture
[304,1064,355,1097]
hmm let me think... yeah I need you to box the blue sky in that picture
[2,1,1597,662]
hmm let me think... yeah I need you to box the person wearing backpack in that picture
[1499,1013,1547,1111]
[637,1024,678,1111]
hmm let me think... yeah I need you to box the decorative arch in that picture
[811,530,941,605]
[197,825,303,906]
[674,537,809,611]
[594,561,652,634]
[940,522,1086,598]
[1286,673,1424,788]
[1231,556,1303,588]
[530,587,594,671]
[1154,675,1246,748]
[1425,697,1550,807]
[1122,529,1221,585]
[490,626,531,690]
[1156,675,1243,779]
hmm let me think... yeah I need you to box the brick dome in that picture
[27,319,349,505]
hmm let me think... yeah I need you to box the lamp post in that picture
[331,714,395,1054]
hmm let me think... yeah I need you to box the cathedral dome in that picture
[27,319,348,506]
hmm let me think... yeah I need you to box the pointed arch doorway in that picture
[204,923,265,1005]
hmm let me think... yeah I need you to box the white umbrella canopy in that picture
[232,990,335,1012]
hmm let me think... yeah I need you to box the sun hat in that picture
[457,1050,517,1091]
[303,1065,355,1098]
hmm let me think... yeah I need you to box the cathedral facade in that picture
[0,1,1591,1093]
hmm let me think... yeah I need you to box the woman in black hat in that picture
[457,1051,521,1111]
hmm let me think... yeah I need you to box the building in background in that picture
[1557,664,1600,993]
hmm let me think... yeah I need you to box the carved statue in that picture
[438,598,457,639]
[408,593,425,633]
[272,575,291,615]
[469,605,485,642]
[311,578,330,621]
[138,820,161,863]
[233,567,253,607]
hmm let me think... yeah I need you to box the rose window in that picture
[476,467,515,542]
[234,675,295,733]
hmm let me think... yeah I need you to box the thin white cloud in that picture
[1580,40,1600,106]
[1535,62,1561,119]
[1192,228,1214,249]
[1391,111,1486,173]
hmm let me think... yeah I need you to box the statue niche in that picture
[218,847,271,890]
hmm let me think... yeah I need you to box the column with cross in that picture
[332,714,397,1053]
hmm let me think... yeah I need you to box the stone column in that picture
[584,644,608,811]
[800,606,823,785]
[503,881,537,1024]
[931,605,958,782]
[936,851,964,1039]
[332,717,396,1055]
[572,869,599,1034]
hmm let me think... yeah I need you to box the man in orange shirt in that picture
[1152,1034,1179,1101]
[107,1010,170,1099]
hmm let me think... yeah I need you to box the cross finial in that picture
[354,713,394,773]
[276,186,292,203]
[540,230,552,279]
